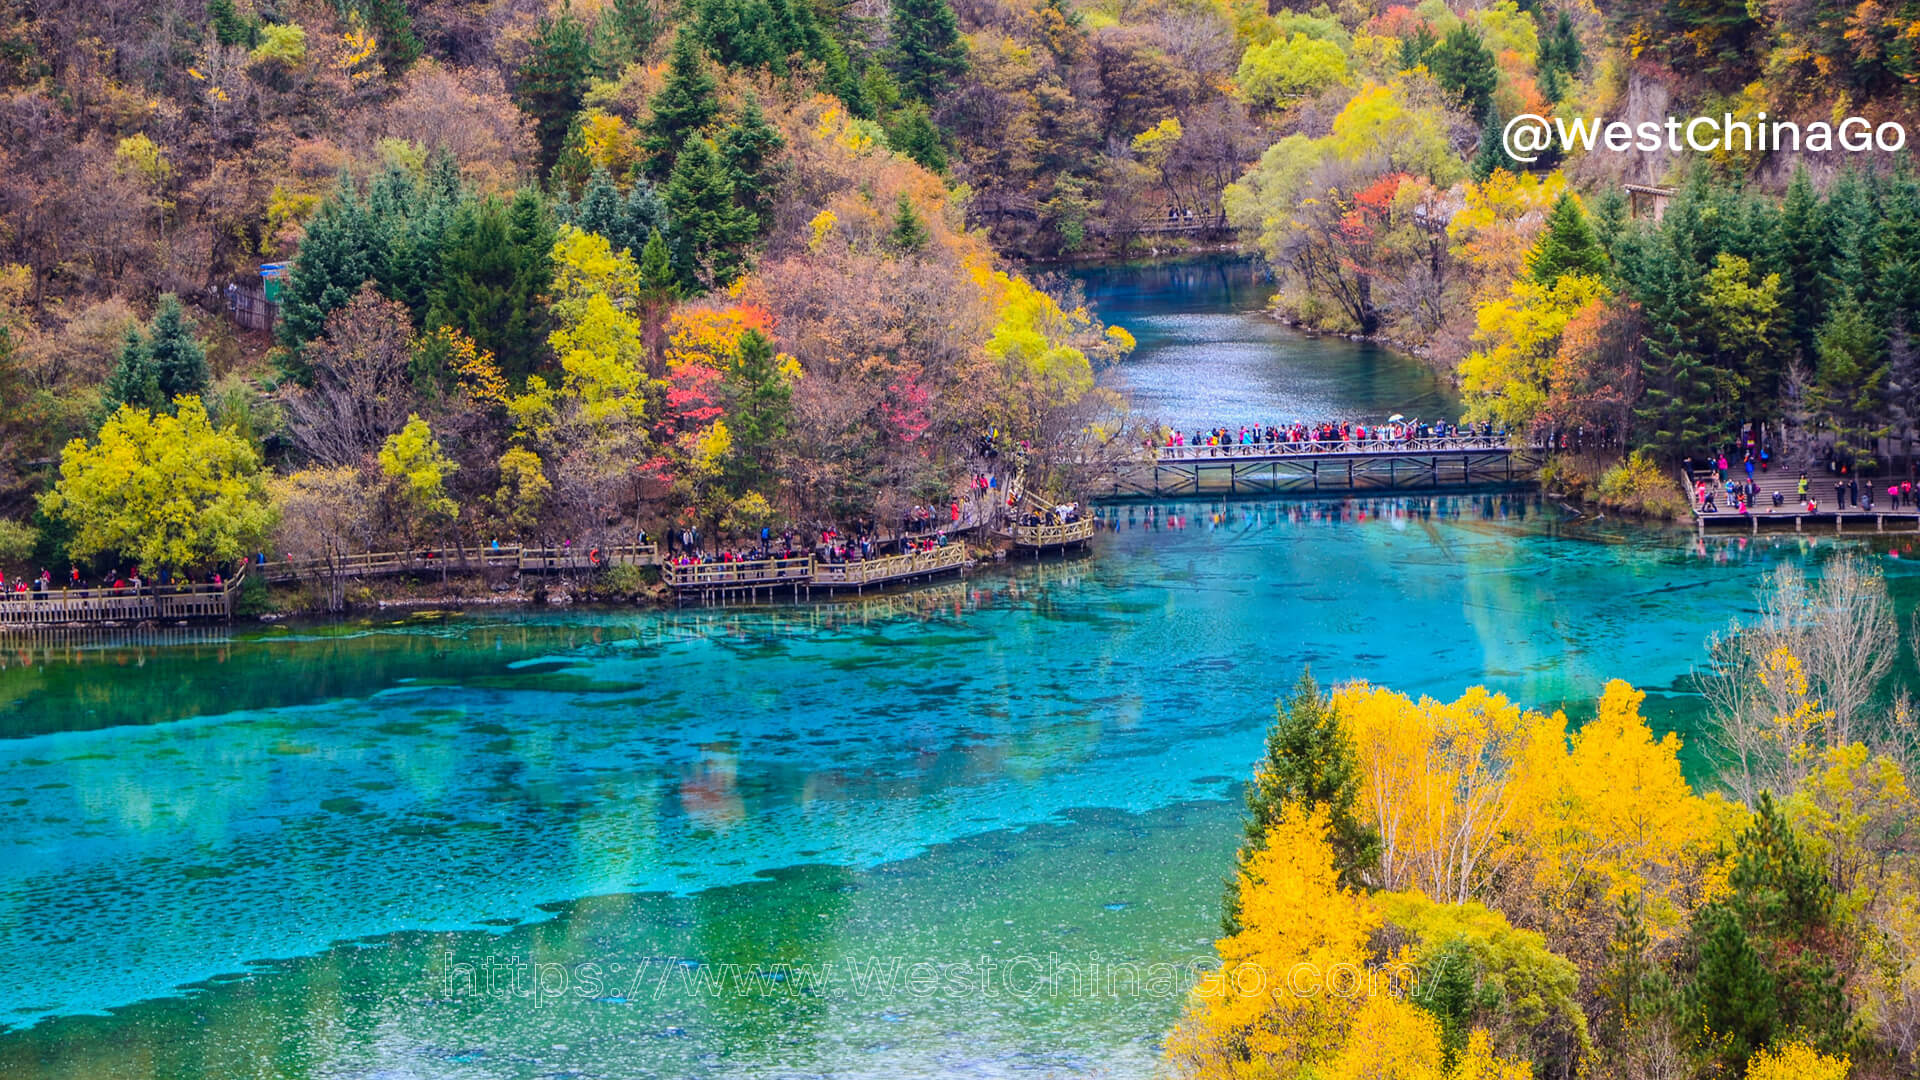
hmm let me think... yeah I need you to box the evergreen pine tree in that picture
[1772,167,1830,364]
[1427,25,1498,122]
[430,196,553,383]
[887,194,930,252]
[1397,24,1435,70]
[888,0,968,104]
[717,97,784,233]
[1539,10,1583,78]
[207,0,257,47]
[665,137,758,293]
[723,328,792,493]
[1812,298,1887,469]
[622,181,669,249]
[1469,108,1511,182]
[637,227,677,366]
[517,6,595,171]
[574,168,627,248]
[595,0,658,74]
[277,176,377,374]
[1538,63,1565,104]
[888,104,948,172]
[1529,193,1609,286]
[1685,794,1853,1073]
[643,32,721,181]
[356,0,421,70]
[1591,187,1629,257]
[1630,234,1715,456]
[1220,669,1378,934]
[107,295,209,414]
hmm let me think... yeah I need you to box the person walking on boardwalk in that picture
[1798,473,1809,502]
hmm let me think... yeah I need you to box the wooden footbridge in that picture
[1101,435,1549,498]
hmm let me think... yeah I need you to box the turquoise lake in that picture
[2,257,1915,1079]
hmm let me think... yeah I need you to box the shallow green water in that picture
[4,260,1918,1079]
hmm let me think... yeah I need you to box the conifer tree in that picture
[595,0,658,73]
[574,169,626,247]
[1772,168,1830,363]
[518,6,595,171]
[356,0,422,70]
[644,32,720,181]
[888,0,968,104]
[717,97,784,232]
[277,177,377,372]
[887,195,930,252]
[1221,669,1378,934]
[1469,108,1512,182]
[1529,194,1609,286]
[1427,25,1498,122]
[1685,794,1853,1073]
[430,196,553,383]
[1631,234,1714,456]
[723,329,792,493]
[106,295,209,414]
[665,137,757,292]
[637,228,677,366]
[888,105,948,172]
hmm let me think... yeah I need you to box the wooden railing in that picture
[811,545,967,586]
[516,544,658,572]
[1154,434,1528,462]
[660,555,816,589]
[1004,519,1095,547]
[0,565,248,628]
[261,543,659,583]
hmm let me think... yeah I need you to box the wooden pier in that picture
[0,570,248,631]
[1103,435,1548,498]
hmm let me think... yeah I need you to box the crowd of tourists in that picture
[664,522,957,569]
[1162,418,1504,449]
[1690,445,1920,514]
[0,565,225,600]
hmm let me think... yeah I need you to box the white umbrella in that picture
[1387,413,1406,423]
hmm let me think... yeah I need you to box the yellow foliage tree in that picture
[1168,803,1382,1076]
[1335,683,1533,902]
[1744,1041,1850,1080]
[1506,679,1733,940]
[42,397,276,573]
[1459,271,1609,431]
[541,225,649,426]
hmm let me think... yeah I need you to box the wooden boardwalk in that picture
[0,569,248,631]
[259,543,659,584]
[1687,468,1920,534]
[1105,435,1548,498]
[661,546,970,605]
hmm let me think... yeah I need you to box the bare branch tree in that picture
[282,284,418,467]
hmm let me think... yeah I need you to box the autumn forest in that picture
[2,0,1920,1076]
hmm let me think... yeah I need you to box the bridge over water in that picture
[1099,434,1550,498]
